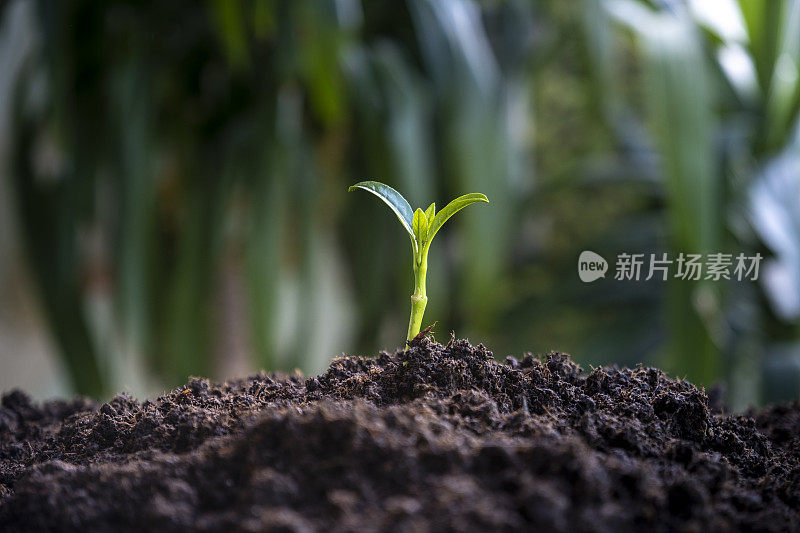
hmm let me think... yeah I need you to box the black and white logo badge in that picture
[578,251,608,282]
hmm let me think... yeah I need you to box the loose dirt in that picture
[1,337,798,531]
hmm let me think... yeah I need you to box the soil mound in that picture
[1,337,798,531]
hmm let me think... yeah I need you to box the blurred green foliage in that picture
[2,0,799,407]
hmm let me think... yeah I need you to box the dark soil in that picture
[1,337,798,532]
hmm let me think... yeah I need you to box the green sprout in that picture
[349,181,489,341]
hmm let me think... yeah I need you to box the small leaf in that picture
[413,208,428,246]
[426,193,489,248]
[425,202,436,221]
[349,181,415,240]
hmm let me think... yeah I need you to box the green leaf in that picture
[424,202,436,221]
[349,181,415,240]
[426,193,489,247]
[413,208,428,247]
[609,0,720,385]
[209,0,249,69]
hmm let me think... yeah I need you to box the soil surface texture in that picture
[1,337,798,532]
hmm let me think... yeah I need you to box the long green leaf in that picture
[426,193,489,246]
[609,0,721,385]
[738,0,783,95]
[349,180,415,239]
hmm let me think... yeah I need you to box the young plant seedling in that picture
[349,181,489,341]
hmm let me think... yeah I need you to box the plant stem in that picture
[406,254,428,341]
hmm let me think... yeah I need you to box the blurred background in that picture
[0,0,798,409]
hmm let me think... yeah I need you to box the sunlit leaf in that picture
[413,207,428,248]
[749,146,800,320]
[424,202,436,221]
[426,193,489,247]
